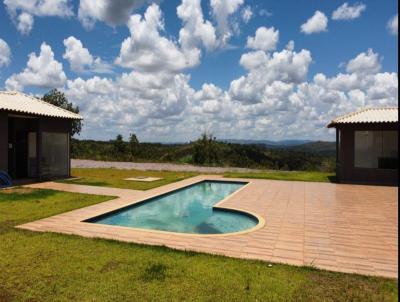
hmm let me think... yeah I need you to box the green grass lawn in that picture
[224,171,335,183]
[0,187,397,301]
[60,168,198,190]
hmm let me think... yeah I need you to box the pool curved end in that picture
[211,206,265,236]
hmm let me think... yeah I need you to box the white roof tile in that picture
[0,91,82,120]
[327,107,398,127]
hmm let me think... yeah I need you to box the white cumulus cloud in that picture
[64,70,194,139]
[346,49,381,75]
[5,42,66,90]
[241,6,253,23]
[387,14,398,35]
[177,0,217,52]
[61,37,397,142]
[78,0,149,30]
[246,26,279,52]
[62,36,113,74]
[231,43,312,104]
[332,2,366,20]
[4,0,73,35]
[210,0,244,46]
[116,3,199,73]
[300,10,328,34]
[16,12,34,35]
[63,36,94,72]
[0,39,11,67]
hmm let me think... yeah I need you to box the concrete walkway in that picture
[18,176,398,278]
[72,159,264,173]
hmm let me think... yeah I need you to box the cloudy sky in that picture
[0,0,398,142]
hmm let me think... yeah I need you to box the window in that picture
[41,132,69,177]
[354,131,398,169]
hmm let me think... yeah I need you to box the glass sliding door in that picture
[27,132,37,177]
[354,130,398,169]
[41,132,69,177]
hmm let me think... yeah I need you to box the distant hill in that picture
[71,138,336,172]
[285,141,336,156]
[220,139,313,147]
[220,139,336,156]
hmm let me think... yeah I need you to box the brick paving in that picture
[18,176,398,278]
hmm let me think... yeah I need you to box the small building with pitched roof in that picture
[0,91,82,182]
[327,107,398,185]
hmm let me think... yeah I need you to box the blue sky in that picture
[0,0,398,142]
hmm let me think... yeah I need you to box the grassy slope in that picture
[60,168,198,190]
[224,171,335,183]
[0,188,397,301]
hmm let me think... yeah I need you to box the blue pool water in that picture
[88,180,258,234]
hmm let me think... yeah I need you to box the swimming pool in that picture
[86,180,258,234]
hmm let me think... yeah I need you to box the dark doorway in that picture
[7,117,38,179]
[15,131,28,178]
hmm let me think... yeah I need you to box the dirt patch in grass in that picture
[99,260,124,273]
[0,286,14,302]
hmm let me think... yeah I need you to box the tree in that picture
[113,134,126,157]
[193,132,219,165]
[128,133,139,159]
[42,89,82,136]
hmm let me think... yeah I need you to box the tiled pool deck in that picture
[18,176,398,278]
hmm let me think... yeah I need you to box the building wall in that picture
[337,123,398,185]
[1,111,73,179]
[39,117,71,133]
[0,111,8,171]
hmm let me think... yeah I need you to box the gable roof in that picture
[0,91,82,120]
[327,107,398,128]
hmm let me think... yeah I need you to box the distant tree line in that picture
[71,132,335,172]
[112,133,140,160]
